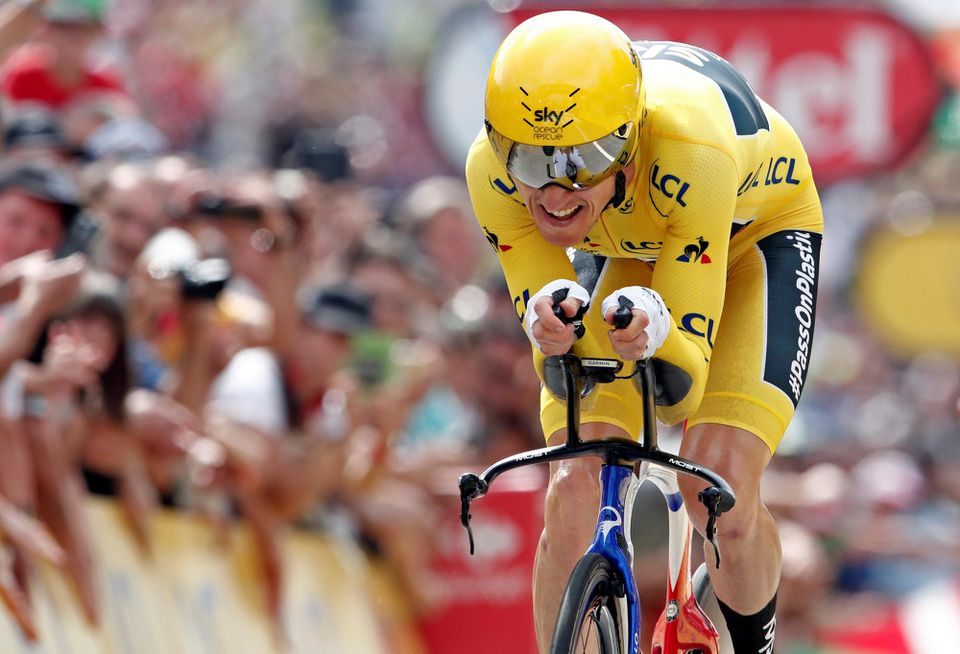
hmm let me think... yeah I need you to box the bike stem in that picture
[637,358,659,453]
[562,353,582,447]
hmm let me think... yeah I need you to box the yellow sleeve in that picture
[648,140,739,424]
[464,131,576,330]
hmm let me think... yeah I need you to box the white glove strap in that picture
[525,279,590,340]
[601,286,670,359]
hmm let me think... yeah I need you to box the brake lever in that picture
[460,496,476,556]
[458,473,488,556]
[698,486,724,568]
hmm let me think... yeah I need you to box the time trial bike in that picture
[458,299,736,654]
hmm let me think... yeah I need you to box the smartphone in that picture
[349,331,396,390]
[55,210,100,259]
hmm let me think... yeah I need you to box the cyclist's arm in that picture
[646,141,739,424]
[465,132,577,335]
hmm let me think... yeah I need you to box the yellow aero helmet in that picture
[485,11,643,190]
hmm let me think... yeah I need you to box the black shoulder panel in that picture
[649,358,693,407]
[635,40,769,136]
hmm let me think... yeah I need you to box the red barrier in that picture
[419,468,545,654]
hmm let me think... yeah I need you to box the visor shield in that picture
[487,122,636,190]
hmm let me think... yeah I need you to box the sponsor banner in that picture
[425,5,941,183]
[0,498,425,654]
[418,468,544,654]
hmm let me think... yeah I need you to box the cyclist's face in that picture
[516,163,629,247]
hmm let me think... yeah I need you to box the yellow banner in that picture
[0,498,425,654]
[855,219,960,357]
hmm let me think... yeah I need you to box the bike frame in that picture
[579,454,722,654]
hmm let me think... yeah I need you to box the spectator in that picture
[260,284,373,522]
[392,175,494,301]
[86,160,169,279]
[1,0,125,113]
[189,173,302,355]
[0,161,86,386]
[285,285,370,434]
[5,272,129,627]
[0,160,79,263]
[0,158,78,645]
[0,162,86,551]
[348,234,436,339]
[161,177,309,624]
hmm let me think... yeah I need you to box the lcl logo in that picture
[650,160,690,207]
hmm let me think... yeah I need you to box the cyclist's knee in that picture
[543,422,627,525]
[678,475,761,544]
[542,458,602,539]
[676,423,772,540]
[539,458,602,558]
[545,457,601,514]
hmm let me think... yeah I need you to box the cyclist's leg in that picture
[678,423,779,651]
[535,421,631,653]
[676,208,822,653]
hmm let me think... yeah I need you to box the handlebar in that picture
[458,426,736,560]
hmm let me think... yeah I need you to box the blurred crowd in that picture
[0,0,546,641]
[0,0,955,652]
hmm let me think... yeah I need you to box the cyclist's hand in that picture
[526,280,590,355]
[531,295,580,355]
[601,286,670,360]
[604,307,651,360]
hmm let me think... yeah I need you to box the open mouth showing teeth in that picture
[545,205,581,220]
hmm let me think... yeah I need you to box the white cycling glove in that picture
[525,279,591,345]
[601,286,670,359]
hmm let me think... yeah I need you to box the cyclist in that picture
[465,11,822,653]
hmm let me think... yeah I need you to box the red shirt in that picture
[2,44,125,109]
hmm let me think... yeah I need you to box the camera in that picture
[179,258,231,301]
[194,193,264,222]
[139,228,230,301]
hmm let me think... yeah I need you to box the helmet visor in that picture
[487,122,636,190]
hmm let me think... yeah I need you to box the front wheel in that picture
[551,553,625,654]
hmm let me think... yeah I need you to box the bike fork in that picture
[640,463,720,654]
